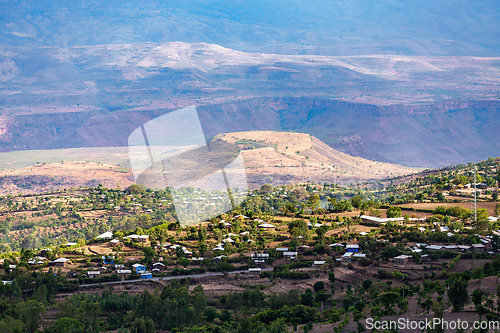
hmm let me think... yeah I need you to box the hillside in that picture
[219,131,418,188]
[0,131,419,195]
[0,156,498,332]
[0,42,498,167]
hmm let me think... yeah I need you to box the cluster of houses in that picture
[81,263,161,280]
[410,242,489,253]
[70,259,168,280]
[390,236,496,265]
[211,232,255,253]
[326,243,367,263]
[360,215,426,226]
[209,216,275,230]
[123,234,149,243]
[246,243,367,265]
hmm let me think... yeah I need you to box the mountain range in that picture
[0,1,499,168]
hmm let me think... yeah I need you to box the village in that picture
[0,158,499,332]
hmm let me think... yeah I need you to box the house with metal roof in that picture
[52,258,71,267]
[345,244,360,253]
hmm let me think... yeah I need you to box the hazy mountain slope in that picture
[1,0,499,56]
[1,96,498,168]
[1,42,497,111]
[0,130,419,194]
[199,98,500,167]
[0,42,498,168]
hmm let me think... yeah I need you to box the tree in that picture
[0,317,24,333]
[472,289,486,308]
[362,280,373,290]
[316,225,328,240]
[261,184,274,193]
[335,200,352,212]
[386,206,402,218]
[127,184,146,193]
[368,207,382,217]
[472,208,490,233]
[307,194,321,213]
[130,317,155,333]
[313,281,325,293]
[379,291,402,309]
[288,219,308,238]
[350,194,364,210]
[328,197,337,211]
[495,203,500,217]
[447,277,470,312]
[53,318,85,333]
[16,300,45,333]
[198,226,207,243]
[429,301,445,333]
[143,247,155,266]
[452,174,468,186]
[282,203,297,216]
[328,272,335,284]
[300,289,314,306]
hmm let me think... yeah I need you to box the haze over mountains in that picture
[0,1,499,169]
[2,0,499,56]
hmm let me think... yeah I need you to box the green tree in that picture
[0,317,24,333]
[350,194,364,210]
[328,197,337,211]
[53,318,85,333]
[335,200,353,212]
[379,291,402,309]
[386,206,402,218]
[130,317,155,333]
[261,184,274,193]
[198,226,207,243]
[429,301,445,333]
[447,277,470,312]
[362,280,373,290]
[313,281,325,293]
[452,174,468,185]
[127,184,146,193]
[328,272,335,284]
[307,194,321,213]
[316,225,328,240]
[472,208,490,233]
[16,300,45,333]
[472,289,486,308]
[33,284,48,306]
[288,219,308,238]
[300,289,314,306]
[143,247,155,266]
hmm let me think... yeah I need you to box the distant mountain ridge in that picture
[0,37,498,168]
[1,96,498,168]
[1,0,499,56]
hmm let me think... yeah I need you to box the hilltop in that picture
[0,130,419,195]
[219,131,418,188]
